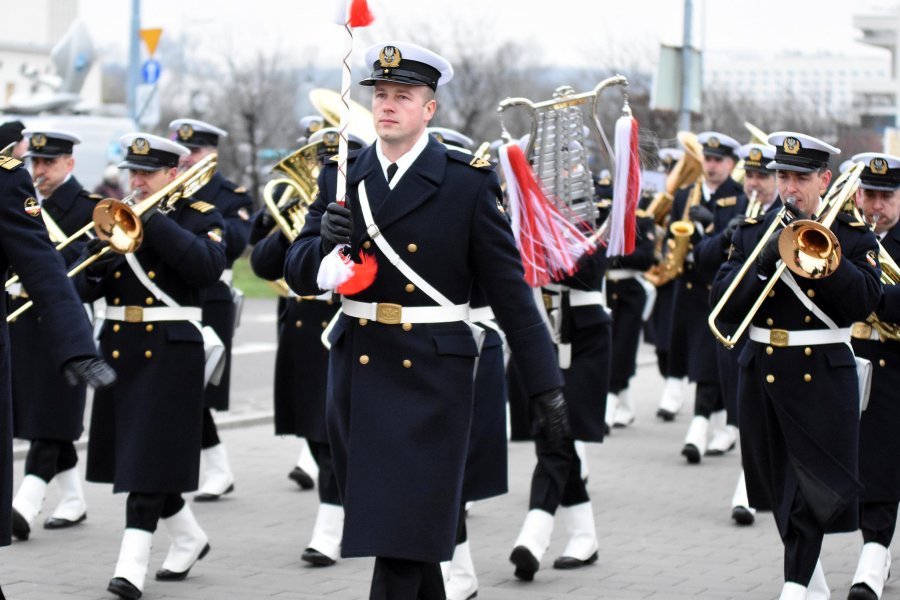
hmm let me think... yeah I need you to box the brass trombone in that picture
[7,154,217,322]
[708,162,864,348]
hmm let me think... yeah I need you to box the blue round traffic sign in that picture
[141,59,161,85]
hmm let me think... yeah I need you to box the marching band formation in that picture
[0,38,897,600]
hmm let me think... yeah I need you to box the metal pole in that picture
[127,0,141,121]
[679,0,693,131]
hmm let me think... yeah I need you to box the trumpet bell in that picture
[93,199,143,253]
[778,220,841,279]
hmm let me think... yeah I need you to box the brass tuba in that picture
[708,162,864,348]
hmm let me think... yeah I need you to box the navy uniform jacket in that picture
[606,212,656,392]
[853,220,900,502]
[11,176,97,441]
[0,163,98,545]
[669,178,745,383]
[509,250,611,442]
[284,137,562,563]
[712,207,881,535]
[195,172,253,411]
[250,229,338,441]
[76,201,225,494]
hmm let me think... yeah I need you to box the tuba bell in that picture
[262,143,319,242]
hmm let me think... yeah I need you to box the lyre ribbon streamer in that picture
[606,108,640,256]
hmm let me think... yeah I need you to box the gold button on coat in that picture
[114,271,121,279]
[359,318,368,326]
[145,297,154,306]
[295,320,303,328]
[803,373,812,382]
[405,283,415,293]
[145,324,154,332]
[402,323,412,331]
[804,315,812,323]
[363,241,372,249]
[402,359,412,368]
[880,359,886,367]
[144,350,153,359]
[767,290,775,298]
[321,321,328,328]
[148,271,156,279]
[686,282,693,290]
[766,318,774,326]
[113,297,121,305]
[807,289,815,298]
[112,350,120,359]
[766,374,775,383]
[804,347,812,356]
[359,355,369,365]
[113,324,121,333]
[407,243,418,253]
[765,346,773,355]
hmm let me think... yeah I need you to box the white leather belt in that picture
[468,306,495,323]
[851,322,882,342]
[606,269,640,281]
[220,269,233,286]
[569,290,606,307]
[342,298,469,325]
[103,306,203,323]
[749,325,851,347]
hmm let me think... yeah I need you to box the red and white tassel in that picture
[499,143,596,287]
[606,107,640,257]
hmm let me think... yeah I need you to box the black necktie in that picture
[387,163,398,183]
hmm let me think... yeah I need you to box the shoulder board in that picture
[88,193,104,201]
[190,200,216,214]
[0,157,23,171]
[740,217,758,226]
[597,177,611,186]
[635,209,651,219]
[234,186,247,194]
[835,212,868,228]
[447,149,494,170]
[716,196,737,207]
[596,199,611,209]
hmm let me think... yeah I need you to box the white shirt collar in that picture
[376,130,430,190]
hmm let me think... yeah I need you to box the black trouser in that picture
[782,488,823,586]
[125,493,185,533]
[24,439,77,482]
[308,440,341,506]
[370,557,445,600]
[201,408,220,449]
[859,501,899,546]
[455,503,467,545]
[692,381,724,419]
[528,437,589,513]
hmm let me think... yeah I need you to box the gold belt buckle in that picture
[769,328,789,347]
[851,322,873,340]
[375,303,402,325]
[124,306,143,323]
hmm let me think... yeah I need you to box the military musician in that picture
[711,132,881,599]
[75,133,226,599]
[283,41,567,600]
[169,118,253,502]
[846,151,900,600]
[9,130,102,540]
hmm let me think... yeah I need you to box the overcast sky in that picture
[77,0,894,72]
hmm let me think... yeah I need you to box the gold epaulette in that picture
[635,209,651,218]
[469,156,491,169]
[716,196,737,207]
[0,157,23,171]
[234,186,247,194]
[190,201,215,214]
[596,199,612,209]
[597,177,611,186]
[743,217,758,225]
[849,221,867,228]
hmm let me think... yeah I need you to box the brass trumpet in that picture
[7,155,217,322]
[708,162,864,348]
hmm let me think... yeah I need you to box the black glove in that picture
[531,388,571,444]
[688,204,714,228]
[720,216,745,249]
[320,202,352,253]
[756,232,782,279]
[83,237,118,279]
[63,357,117,389]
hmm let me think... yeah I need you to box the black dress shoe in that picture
[302,547,336,567]
[288,467,315,490]
[553,551,599,570]
[681,444,701,464]
[11,508,30,541]
[509,546,539,581]
[155,542,211,581]
[847,583,878,600]
[656,409,676,422]
[194,484,234,502]
[44,513,87,529]
[731,506,755,526]
[107,577,141,599]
